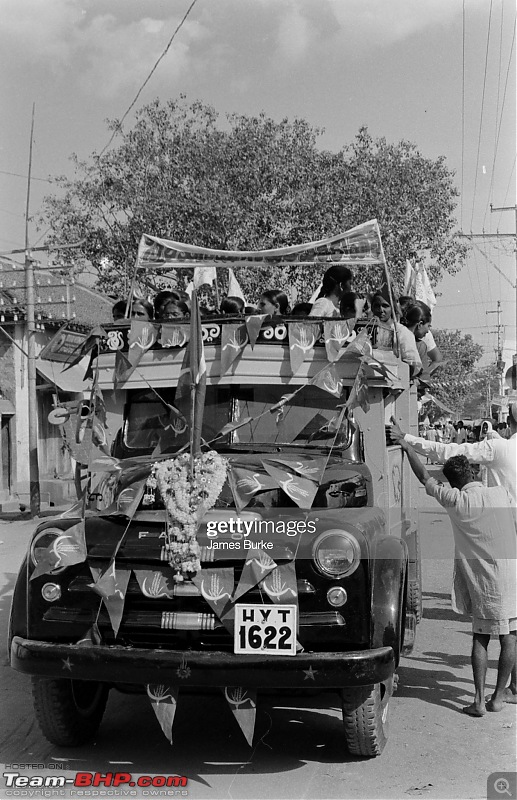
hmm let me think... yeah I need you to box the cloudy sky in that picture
[1,0,515,366]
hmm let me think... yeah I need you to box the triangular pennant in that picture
[227,466,279,512]
[260,562,298,604]
[209,416,253,446]
[346,361,370,413]
[30,521,87,580]
[310,364,343,397]
[220,323,248,375]
[263,456,327,485]
[191,568,234,632]
[113,349,132,389]
[262,463,318,510]
[89,562,131,637]
[288,322,320,375]
[223,687,257,746]
[227,268,246,302]
[245,314,267,349]
[147,685,179,745]
[193,265,217,289]
[127,320,158,368]
[134,569,177,599]
[62,325,107,371]
[323,320,355,362]
[76,623,102,648]
[340,328,373,360]
[233,548,278,601]
[159,324,189,349]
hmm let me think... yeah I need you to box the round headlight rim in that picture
[30,527,67,572]
[117,486,139,515]
[312,528,361,580]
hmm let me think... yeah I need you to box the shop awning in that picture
[36,357,90,393]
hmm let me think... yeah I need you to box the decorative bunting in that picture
[134,569,177,599]
[220,323,248,375]
[193,265,217,289]
[30,521,87,580]
[147,684,179,745]
[260,562,298,604]
[159,324,189,349]
[323,320,355,362]
[346,360,370,413]
[227,268,246,302]
[288,322,320,375]
[209,417,253,445]
[62,325,107,372]
[340,328,373,360]
[76,623,102,647]
[223,687,257,746]
[113,350,132,389]
[264,456,327,485]
[227,466,279,512]
[262,463,318,510]
[233,548,278,601]
[192,568,234,617]
[89,561,131,637]
[245,314,267,348]
[310,364,343,397]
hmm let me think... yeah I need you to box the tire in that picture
[341,679,392,757]
[32,677,109,746]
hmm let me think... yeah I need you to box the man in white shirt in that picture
[389,404,517,704]
[398,444,516,716]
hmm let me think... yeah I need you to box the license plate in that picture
[234,604,297,656]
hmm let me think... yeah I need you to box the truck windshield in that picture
[124,384,352,452]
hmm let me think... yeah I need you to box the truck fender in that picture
[370,537,408,662]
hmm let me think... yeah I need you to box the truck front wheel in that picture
[341,678,392,757]
[32,677,109,746]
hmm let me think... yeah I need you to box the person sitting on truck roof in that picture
[370,292,422,376]
[257,289,289,317]
[160,298,189,320]
[399,297,443,378]
[291,302,313,316]
[220,296,245,315]
[154,290,181,319]
[309,264,353,318]
[131,299,154,320]
[112,299,127,320]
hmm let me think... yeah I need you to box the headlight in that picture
[117,486,140,515]
[312,529,361,579]
[30,528,65,571]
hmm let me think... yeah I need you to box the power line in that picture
[0,169,52,183]
[99,0,199,157]
[461,0,466,227]
[470,0,493,231]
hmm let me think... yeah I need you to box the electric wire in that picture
[99,0,199,157]
[461,0,466,228]
[470,0,493,231]
[0,169,51,183]
[482,0,505,229]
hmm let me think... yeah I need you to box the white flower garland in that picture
[151,451,228,581]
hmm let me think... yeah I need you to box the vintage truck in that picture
[9,226,422,757]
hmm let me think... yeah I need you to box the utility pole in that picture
[490,203,517,317]
[24,103,40,517]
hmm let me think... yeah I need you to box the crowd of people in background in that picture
[420,419,513,445]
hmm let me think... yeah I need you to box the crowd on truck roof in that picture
[110,264,443,381]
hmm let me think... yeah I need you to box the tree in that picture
[40,97,467,301]
[427,330,484,417]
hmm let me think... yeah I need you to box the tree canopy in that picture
[428,329,485,417]
[41,96,467,302]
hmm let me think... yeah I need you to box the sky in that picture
[0,0,515,370]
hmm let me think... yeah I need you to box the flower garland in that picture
[149,451,228,582]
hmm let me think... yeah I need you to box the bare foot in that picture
[502,687,517,704]
[486,696,505,712]
[462,703,485,717]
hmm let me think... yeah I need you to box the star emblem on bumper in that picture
[303,666,318,681]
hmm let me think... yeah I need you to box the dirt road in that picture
[0,491,515,800]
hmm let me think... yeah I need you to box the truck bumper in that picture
[11,637,394,688]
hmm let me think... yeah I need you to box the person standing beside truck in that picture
[389,407,517,705]
[396,443,517,717]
